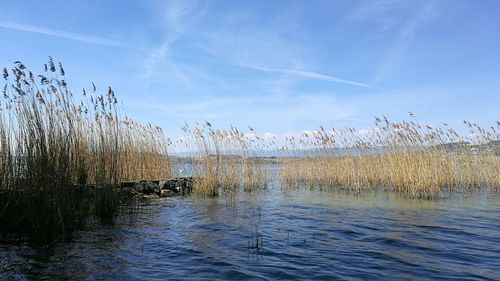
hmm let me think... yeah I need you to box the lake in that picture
[1,179,499,280]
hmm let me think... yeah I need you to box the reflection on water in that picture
[1,178,500,280]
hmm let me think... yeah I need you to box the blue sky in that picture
[0,0,499,140]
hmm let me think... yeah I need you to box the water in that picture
[1,183,500,280]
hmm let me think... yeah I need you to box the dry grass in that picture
[0,59,170,244]
[279,116,500,198]
[2,59,497,244]
[180,122,268,196]
[174,116,499,199]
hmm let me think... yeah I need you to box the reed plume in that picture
[0,59,170,244]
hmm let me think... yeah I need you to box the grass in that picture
[0,59,170,244]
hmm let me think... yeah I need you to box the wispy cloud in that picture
[346,0,413,33]
[132,92,357,126]
[143,41,170,83]
[369,1,440,82]
[233,63,376,89]
[142,0,207,83]
[0,21,146,50]
[146,3,377,90]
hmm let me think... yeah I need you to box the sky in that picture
[0,0,499,141]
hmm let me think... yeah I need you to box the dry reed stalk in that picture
[279,116,500,198]
[179,122,268,196]
[0,59,171,244]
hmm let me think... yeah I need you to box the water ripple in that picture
[1,190,500,280]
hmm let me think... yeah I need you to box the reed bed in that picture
[2,59,497,243]
[0,59,170,244]
[179,122,268,196]
[173,116,499,199]
[279,116,500,198]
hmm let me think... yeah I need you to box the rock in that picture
[173,177,194,195]
[141,194,160,199]
[160,189,175,197]
[119,177,195,197]
[135,181,160,195]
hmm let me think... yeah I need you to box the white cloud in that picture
[142,0,208,83]
[132,92,357,126]
[262,132,277,140]
[371,1,440,82]
[233,63,375,89]
[357,127,381,136]
[346,0,440,82]
[0,21,145,50]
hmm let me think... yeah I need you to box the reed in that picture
[179,122,268,196]
[175,117,499,198]
[3,59,496,245]
[279,116,500,198]
[0,59,170,244]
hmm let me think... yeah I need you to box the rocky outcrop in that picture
[119,177,193,198]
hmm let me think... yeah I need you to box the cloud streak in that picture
[234,63,376,89]
[132,92,357,125]
[142,1,376,90]
[370,1,440,82]
[142,0,207,83]
[0,21,146,50]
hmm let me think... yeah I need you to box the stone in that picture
[141,194,160,199]
[134,181,160,195]
[160,189,175,197]
[119,177,195,197]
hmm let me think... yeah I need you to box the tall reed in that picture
[179,122,268,196]
[279,115,500,198]
[0,59,170,244]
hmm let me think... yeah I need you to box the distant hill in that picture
[433,140,500,155]
[169,140,500,159]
